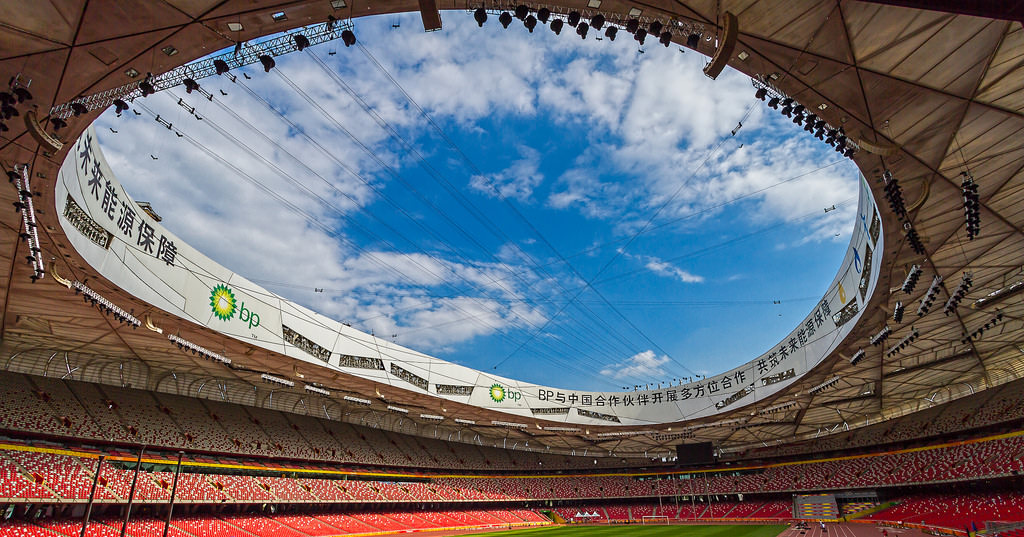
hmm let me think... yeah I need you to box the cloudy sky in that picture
[95,10,860,391]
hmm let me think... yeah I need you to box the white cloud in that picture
[470,146,544,201]
[600,350,670,380]
[643,256,704,283]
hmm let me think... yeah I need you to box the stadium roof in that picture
[1,0,1023,457]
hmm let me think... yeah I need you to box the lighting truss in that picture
[961,172,980,240]
[917,275,943,316]
[469,1,705,42]
[261,373,295,387]
[943,272,973,316]
[901,264,922,293]
[10,164,45,282]
[752,76,860,158]
[886,328,919,357]
[167,333,231,365]
[870,326,891,346]
[72,281,141,327]
[49,18,354,120]
[808,376,840,395]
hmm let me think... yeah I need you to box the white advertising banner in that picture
[56,127,883,426]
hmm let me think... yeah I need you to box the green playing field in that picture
[476,524,790,536]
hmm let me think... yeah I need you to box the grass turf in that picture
[475,524,789,536]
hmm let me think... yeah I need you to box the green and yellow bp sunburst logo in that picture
[489,383,506,403]
[210,284,237,321]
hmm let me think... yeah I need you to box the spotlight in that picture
[767,96,780,109]
[183,78,200,94]
[804,115,816,132]
[686,33,700,48]
[50,117,67,130]
[550,18,563,34]
[474,7,487,26]
[293,34,310,51]
[537,8,550,23]
[649,21,662,36]
[112,99,129,115]
[524,14,537,32]
[755,87,768,100]
[781,98,793,116]
[259,54,276,72]
[342,29,357,46]
[626,19,639,33]
[71,102,89,116]
[825,130,837,145]
[499,11,513,28]
[576,22,589,39]
[605,26,617,40]
[567,11,580,27]
[514,4,529,19]
[13,87,32,103]
[590,14,605,30]
[793,112,804,125]
[139,80,156,97]
[634,28,647,45]
[214,59,230,75]
[659,31,672,47]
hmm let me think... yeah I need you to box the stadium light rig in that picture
[752,76,858,158]
[304,384,330,396]
[9,165,45,282]
[901,265,923,293]
[72,281,141,328]
[343,395,372,406]
[260,373,295,387]
[961,311,1004,344]
[471,2,702,46]
[961,172,980,240]
[454,418,475,425]
[48,17,356,119]
[419,413,444,421]
[808,377,840,395]
[491,420,528,428]
[943,272,973,316]
[870,326,891,346]
[881,170,907,220]
[757,401,797,414]
[904,222,926,255]
[167,334,230,365]
[917,276,943,316]
[886,328,919,357]
[849,349,866,366]
[892,301,905,324]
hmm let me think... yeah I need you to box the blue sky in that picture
[95,11,859,391]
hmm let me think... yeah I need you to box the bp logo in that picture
[488,383,521,403]
[210,284,237,321]
[209,284,261,329]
